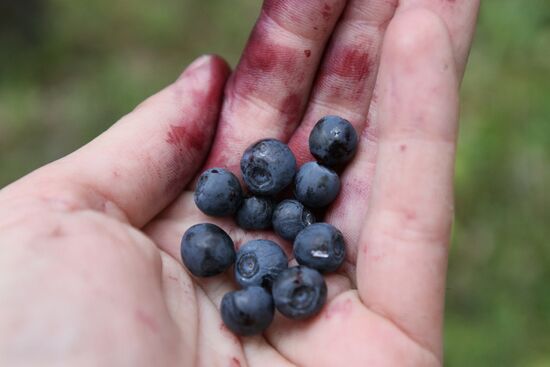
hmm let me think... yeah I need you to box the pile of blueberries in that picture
[180,115,358,336]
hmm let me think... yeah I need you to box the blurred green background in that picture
[1,0,549,365]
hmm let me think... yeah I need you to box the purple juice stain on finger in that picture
[262,0,285,15]
[325,47,371,79]
[163,114,211,195]
[241,22,298,74]
[231,21,300,95]
[321,3,332,20]
[162,68,228,196]
[313,45,373,102]
[280,93,302,130]
[165,125,206,152]
[288,128,315,166]
[243,30,279,72]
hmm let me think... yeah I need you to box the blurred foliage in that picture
[0,0,549,365]
[447,1,550,365]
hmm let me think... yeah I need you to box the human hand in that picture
[0,1,479,366]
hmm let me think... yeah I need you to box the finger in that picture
[324,0,479,263]
[2,55,230,227]
[286,0,397,268]
[287,0,398,271]
[398,0,480,76]
[205,0,348,171]
[356,9,459,359]
[288,0,398,164]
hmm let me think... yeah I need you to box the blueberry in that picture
[241,139,297,195]
[272,266,327,320]
[235,239,288,289]
[221,286,274,336]
[309,115,358,166]
[194,168,243,217]
[293,223,346,273]
[294,161,340,208]
[180,223,235,277]
[235,196,274,230]
[272,199,315,241]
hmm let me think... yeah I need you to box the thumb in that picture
[1,55,230,227]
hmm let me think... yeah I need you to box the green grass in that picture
[1,1,549,365]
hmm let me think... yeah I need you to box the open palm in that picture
[0,1,479,366]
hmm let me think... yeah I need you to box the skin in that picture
[0,0,479,366]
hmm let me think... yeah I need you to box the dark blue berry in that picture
[180,223,235,277]
[235,196,274,230]
[221,286,274,336]
[272,199,315,241]
[235,239,288,289]
[309,115,358,166]
[272,266,327,320]
[294,161,340,208]
[293,223,346,273]
[240,139,297,195]
[194,168,243,217]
